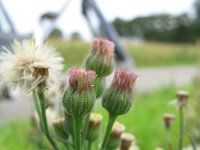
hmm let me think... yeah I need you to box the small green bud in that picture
[63,67,96,117]
[107,122,125,150]
[52,118,68,140]
[86,113,103,142]
[85,38,114,77]
[102,69,137,116]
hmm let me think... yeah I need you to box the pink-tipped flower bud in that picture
[120,133,135,150]
[163,113,175,130]
[63,67,96,117]
[85,38,114,77]
[107,122,125,150]
[176,90,189,107]
[102,69,137,116]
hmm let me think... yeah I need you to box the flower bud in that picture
[85,38,114,77]
[120,133,135,150]
[176,90,189,107]
[63,67,96,117]
[52,118,68,140]
[102,69,137,116]
[94,77,106,98]
[163,113,175,130]
[86,113,103,142]
[107,122,125,150]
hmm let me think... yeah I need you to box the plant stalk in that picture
[179,106,184,150]
[37,86,59,150]
[74,116,83,150]
[100,114,117,150]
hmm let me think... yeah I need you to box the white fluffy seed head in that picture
[0,39,64,91]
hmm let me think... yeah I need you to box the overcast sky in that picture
[2,0,195,39]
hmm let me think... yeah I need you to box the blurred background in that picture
[0,0,200,149]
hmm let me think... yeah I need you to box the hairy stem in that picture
[37,86,59,150]
[74,116,83,150]
[100,114,117,150]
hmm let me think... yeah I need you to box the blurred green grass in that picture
[0,85,192,150]
[49,39,199,69]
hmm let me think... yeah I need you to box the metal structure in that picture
[0,0,133,68]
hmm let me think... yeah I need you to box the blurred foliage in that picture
[112,0,200,43]
[49,28,63,39]
[0,85,192,150]
[48,39,199,69]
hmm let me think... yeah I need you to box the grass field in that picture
[49,39,199,69]
[0,85,193,150]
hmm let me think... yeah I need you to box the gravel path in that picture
[0,65,198,125]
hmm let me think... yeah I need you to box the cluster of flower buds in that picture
[163,113,176,130]
[102,69,137,116]
[107,122,125,150]
[86,113,103,142]
[63,67,96,117]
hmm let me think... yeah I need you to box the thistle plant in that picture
[0,40,63,150]
[176,90,189,150]
[63,67,96,150]
[0,38,138,150]
[101,69,137,150]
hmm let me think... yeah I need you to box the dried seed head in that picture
[120,133,135,150]
[163,113,175,129]
[176,90,189,107]
[32,62,50,78]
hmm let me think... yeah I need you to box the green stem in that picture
[74,116,83,150]
[32,89,44,130]
[166,129,173,150]
[37,86,59,150]
[179,107,184,150]
[88,141,92,150]
[100,114,117,150]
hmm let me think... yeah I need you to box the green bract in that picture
[63,88,95,117]
[102,88,133,116]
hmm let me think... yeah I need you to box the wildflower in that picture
[102,69,137,116]
[85,38,114,77]
[163,113,175,130]
[63,67,96,117]
[0,40,63,91]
